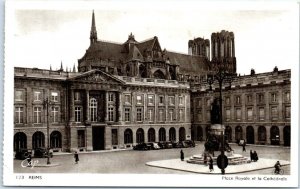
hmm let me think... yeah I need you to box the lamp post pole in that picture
[43,98,51,165]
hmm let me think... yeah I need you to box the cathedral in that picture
[13,12,290,153]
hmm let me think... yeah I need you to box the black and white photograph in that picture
[3,0,299,187]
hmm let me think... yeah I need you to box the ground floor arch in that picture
[246,126,254,144]
[124,128,133,144]
[159,128,166,141]
[14,132,27,151]
[148,128,155,142]
[50,131,62,149]
[225,126,232,142]
[258,126,266,144]
[283,126,290,146]
[169,127,176,141]
[32,131,45,149]
[270,126,280,145]
[136,128,145,143]
[235,126,243,142]
[179,127,186,141]
[197,126,203,141]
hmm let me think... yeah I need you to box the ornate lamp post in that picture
[43,98,51,165]
[207,64,233,174]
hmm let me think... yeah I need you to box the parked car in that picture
[184,140,196,147]
[133,143,151,150]
[175,141,188,148]
[147,142,160,150]
[158,141,173,149]
[34,148,53,158]
[15,148,30,160]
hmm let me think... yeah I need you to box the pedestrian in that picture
[74,151,79,164]
[253,151,258,162]
[27,154,32,167]
[209,157,214,172]
[242,142,246,152]
[203,153,207,165]
[180,149,184,161]
[250,150,253,161]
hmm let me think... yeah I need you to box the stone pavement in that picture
[146,157,290,174]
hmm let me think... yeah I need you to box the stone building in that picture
[13,12,290,153]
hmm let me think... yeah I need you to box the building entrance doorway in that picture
[283,126,290,146]
[246,126,254,144]
[92,127,105,150]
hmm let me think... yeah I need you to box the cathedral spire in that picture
[90,10,98,45]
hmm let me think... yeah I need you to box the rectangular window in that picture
[226,109,230,121]
[74,92,81,101]
[148,95,154,105]
[158,109,164,122]
[148,109,154,122]
[247,108,253,121]
[51,106,59,123]
[111,129,118,145]
[125,108,130,122]
[169,96,175,106]
[51,92,58,102]
[34,91,42,101]
[258,94,264,104]
[125,94,131,104]
[15,90,23,101]
[14,107,24,124]
[197,109,202,122]
[247,95,252,104]
[136,95,143,105]
[271,106,278,120]
[136,108,142,122]
[108,93,114,102]
[285,92,290,102]
[225,97,230,105]
[259,107,265,121]
[271,93,277,103]
[235,96,241,105]
[198,99,202,107]
[159,96,164,104]
[75,107,82,122]
[285,106,290,119]
[108,107,114,122]
[179,96,184,105]
[168,109,174,121]
[33,107,42,123]
[77,130,85,148]
[179,109,184,121]
[206,110,210,122]
[236,108,241,121]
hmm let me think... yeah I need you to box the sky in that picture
[11,0,299,75]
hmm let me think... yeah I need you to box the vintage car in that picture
[133,143,151,150]
[15,148,31,160]
[146,142,160,150]
[184,140,196,147]
[34,148,53,158]
[158,141,173,149]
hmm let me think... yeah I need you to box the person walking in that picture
[74,151,79,164]
[250,150,253,161]
[242,142,246,152]
[180,149,184,161]
[253,151,258,162]
[27,154,32,167]
[209,157,214,172]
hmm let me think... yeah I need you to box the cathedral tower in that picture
[90,11,98,45]
[188,37,210,59]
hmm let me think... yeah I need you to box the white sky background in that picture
[12,1,299,75]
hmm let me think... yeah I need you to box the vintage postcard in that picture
[3,0,299,187]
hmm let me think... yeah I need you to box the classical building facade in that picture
[13,12,290,153]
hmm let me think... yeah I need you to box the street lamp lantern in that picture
[43,98,51,165]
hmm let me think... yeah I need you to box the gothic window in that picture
[139,64,147,78]
[153,70,165,79]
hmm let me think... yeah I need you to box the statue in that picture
[211,98,221,124]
